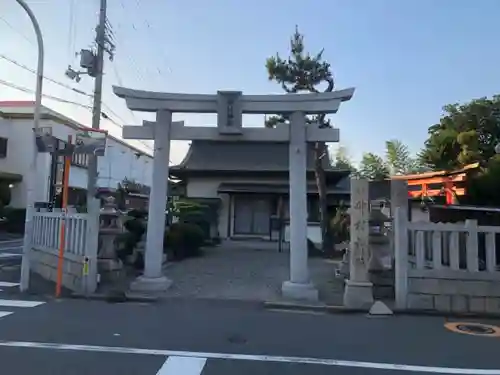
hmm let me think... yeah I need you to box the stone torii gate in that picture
[114,87,354,300]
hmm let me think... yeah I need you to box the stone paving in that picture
[160,240,344,304]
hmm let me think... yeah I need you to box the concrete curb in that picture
[264,301,369,314]
[263,301,500,319]
[69,292,159,303]
[392,308,500,320]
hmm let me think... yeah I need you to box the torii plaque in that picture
[114,86,354,300]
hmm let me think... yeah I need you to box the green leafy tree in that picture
[356,139,423,181]
[385,139,427,175]
[265,26,335,250]
[358,153,390,181]
[385,139,411,175]
[419,95,500,206]
[332,145,359,177]
[332,145,353,169]
[420,96,500,170]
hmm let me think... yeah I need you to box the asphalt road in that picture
[0,295,497,374]
[0,238,23,264]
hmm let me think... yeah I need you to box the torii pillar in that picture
[114,87,354,299]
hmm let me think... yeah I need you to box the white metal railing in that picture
[32,212,88,256]
[406,219,499,273]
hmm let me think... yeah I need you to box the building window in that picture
[71,151,89,168]
[0,137,8,158]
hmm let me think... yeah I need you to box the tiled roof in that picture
[171,140,337,172]
[327,178,392,200]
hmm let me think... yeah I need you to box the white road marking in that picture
[156,356,206,375]
[0,299,45,308]
[0,340,496,374]
[0,253,21,259]
[0,240,23,245]
[0,282,19,288]
[0,312,12,318]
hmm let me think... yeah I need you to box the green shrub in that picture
[2,208,26,234]
[124,217,146,237]
[117,217,146,268]
[127,209,147,219]
[164,222,205,260]
[115,231,138,261]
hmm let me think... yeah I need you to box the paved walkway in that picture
[161,240,344,304]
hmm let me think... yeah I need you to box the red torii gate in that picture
[391,163,480,205]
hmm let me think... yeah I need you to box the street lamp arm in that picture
[15,0,44,126]
[16,0,45,292]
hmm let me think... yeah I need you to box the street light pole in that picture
[16,0,44,292]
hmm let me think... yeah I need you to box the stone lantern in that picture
[367,202,392,272]
[98,196,123,282]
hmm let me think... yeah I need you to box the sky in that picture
[1,0,500,166]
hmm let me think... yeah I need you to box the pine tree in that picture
[265,26,335,250]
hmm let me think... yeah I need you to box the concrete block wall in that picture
[407,269,500,314]
[30,247,85,292]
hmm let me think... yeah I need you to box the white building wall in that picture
[0,116,152,208]
[186,176,285,239]
[96,138,152,190]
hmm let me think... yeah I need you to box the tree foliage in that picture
[419,95,500,206]
[265,26,335,249]
[266,26,333,96]
[420,96,500,170]
[332,145,356,171]
[350,140,423,181]
[358,153,390,181]
[385,139,426,175]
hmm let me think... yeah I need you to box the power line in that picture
[0,14,33,45]
[111,61,139,123]
[0,76,154,154]
[1,12,155,155]
[0,54,92,97]
[0,77,154,155]
[115,0,173,84]
[0,54,154,153]
[0,78,92,109]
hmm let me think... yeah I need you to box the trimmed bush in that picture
[116,217,146,267]
[2,208,26,234]
[124,217,146,237]
[127,209,147,219]
[164,222,205,260]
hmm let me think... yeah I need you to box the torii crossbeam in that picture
[114,86,354,300]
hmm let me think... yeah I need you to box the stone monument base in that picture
[97,258,123,283]
[129,275,172,293]
[343,280,374,309]
[281,281,319,301]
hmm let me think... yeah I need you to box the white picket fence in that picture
[403,219,499,273]
[394,208,500,309]
[32,212,88,256]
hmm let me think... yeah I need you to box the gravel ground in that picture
[157,240,344,303]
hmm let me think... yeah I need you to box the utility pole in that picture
[65,0,115,294]
[65,0,115,205]
[87,0,107,204]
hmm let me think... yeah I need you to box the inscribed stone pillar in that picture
[343,178,374,308]
[281,111,319,301]
[130,110,172,293]
[390,179,409,267]
[390,179,408,221]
